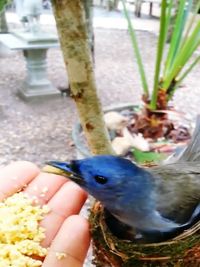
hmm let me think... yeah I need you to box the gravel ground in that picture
[0,8,200,266]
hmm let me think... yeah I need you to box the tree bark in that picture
[83,0,94,56]
[107,0,119,11]
[51,0,114,155]
[0,9,8,33]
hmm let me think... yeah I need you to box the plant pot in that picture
[72,102,191,160]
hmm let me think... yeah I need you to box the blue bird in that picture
[46,116,200,242]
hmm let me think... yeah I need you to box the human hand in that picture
[0,161,91,267]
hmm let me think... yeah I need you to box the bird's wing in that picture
[177,115,200,162]
[150,162,200,223]
[151,115,200,222]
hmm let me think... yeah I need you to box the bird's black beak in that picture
[45,161,85,186]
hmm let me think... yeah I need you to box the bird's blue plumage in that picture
[48,155,180,234]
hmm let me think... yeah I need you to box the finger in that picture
[42,215,90,267]
[24,172,67,205]
[41,182,87,247]
[0,161,39,201]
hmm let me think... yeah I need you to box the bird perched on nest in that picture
[46,116,200,242]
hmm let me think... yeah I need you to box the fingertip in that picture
[0,161,40,200]
[40,183,88,248]
[57,215,91,261]
[43,215,91,267]
[65,214,90,240]
[8,161,40,174]
[67,181,88,200]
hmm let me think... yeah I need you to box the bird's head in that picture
[46,155,154,209]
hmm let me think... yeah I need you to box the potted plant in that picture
[121,0,200,138]
[73,0,200,164]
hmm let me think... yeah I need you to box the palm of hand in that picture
[0,161,90,267]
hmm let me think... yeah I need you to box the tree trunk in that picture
[51,0,114,155]
[0,9,8,33]
[107,0,119,11]
[83,0,94,57]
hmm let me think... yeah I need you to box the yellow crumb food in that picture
[0,192,50,267]
[55,252,67,260]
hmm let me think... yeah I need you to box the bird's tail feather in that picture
[178,115,200,162]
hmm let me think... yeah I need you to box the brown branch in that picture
[51,0,114,155]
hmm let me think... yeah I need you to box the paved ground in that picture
[1,4,200,266]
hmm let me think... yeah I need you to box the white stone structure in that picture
[14,0,43,32]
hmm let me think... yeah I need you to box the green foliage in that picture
[122,0,200,110]
[151,0,172,109]
[121,0,149,96]
[0,0,11,14]
[132,148,165,164]
[0,1,6,12]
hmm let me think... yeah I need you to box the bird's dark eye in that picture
[94,175,108,184]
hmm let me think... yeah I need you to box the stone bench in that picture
[0,32,60,100]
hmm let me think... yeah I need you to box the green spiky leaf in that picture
[133,148,165,164]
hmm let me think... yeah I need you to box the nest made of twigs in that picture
[89,202,200,267]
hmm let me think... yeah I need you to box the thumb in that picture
[42,215,90,267]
